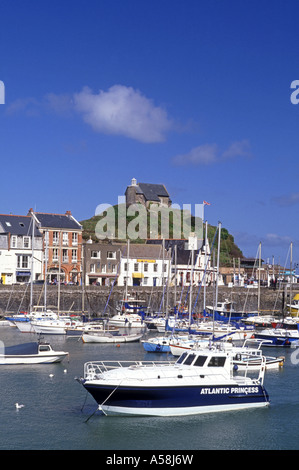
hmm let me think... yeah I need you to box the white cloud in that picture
[73,85,173,143]
[272,192,299,207]
[222,139,251,159]
[172,144,218,166]
[6,85,173,143]
[172,140,252,166]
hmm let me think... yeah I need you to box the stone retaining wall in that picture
[0,284,296,317]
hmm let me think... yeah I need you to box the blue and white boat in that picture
[253,326,299,347]
[6,306,59,333]
[141,335,179,353]
[0,340,68,364]
[78,347,269,417]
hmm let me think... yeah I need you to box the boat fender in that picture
[251,334,255,339]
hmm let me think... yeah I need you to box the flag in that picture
[203,200,211,206]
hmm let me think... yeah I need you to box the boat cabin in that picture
[175,350,230,370]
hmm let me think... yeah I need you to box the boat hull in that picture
[32,325,67,335]
[142,342,170,353]
[82,333,143,343]
[81,382,269,417]
[0,353,68,364]
[254,332,299,347]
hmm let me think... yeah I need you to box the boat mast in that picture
[44,230,49,310]
[30,212,35,312]
[188,233,197,325]
[215,222,221,309]
[125,239,130,302]
[258,242,261,315]
[213,222,221,337]
[290,241,293,316]
[203,220,208,312]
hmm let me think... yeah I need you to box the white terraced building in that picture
[0,214,43,285]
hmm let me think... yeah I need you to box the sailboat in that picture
[252,243,299,347]
[6,217,59,333]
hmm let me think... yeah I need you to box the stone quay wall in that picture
[0,284,296,318]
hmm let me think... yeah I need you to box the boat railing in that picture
[83,360,173,379]
[234,354,267,384]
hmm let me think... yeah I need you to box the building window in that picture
[11,236,17,248]
[134,263,139,271]
[72,232,78,245]
[62,232,68,245]
[153,263,158,272]
[107,251,116,259]
[90,264,95,273]
[143,277,148,285]
[23,236,30,249]
[91,250,100,258]
[144,263,148,272]
[124,262,128,271]
[52,248,58,261]
[72,249,77,262]
[53,232,59,245]
[62,249,68,263]
[17,255,30,269]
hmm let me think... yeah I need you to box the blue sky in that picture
[1,0,299,266]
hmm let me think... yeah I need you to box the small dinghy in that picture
[81,332,144,343]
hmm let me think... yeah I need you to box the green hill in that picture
[80,204,243,266]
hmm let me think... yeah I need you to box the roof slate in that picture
[0,214,42,237]
[136,183,169,202]
[120,243,169,259]
[34,212,82,230]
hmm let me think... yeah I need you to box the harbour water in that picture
[0,326,299,451]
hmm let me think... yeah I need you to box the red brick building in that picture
[29,209,83,284]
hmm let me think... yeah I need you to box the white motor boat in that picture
[77,346,270,417]
[31,316,83,335]
[0,340,68,364]
[6,306,59,333]
[108,313,147,328]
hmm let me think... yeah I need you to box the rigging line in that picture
[158,246,175,314]
[272,244,291,315]
[241,244,260,315]
[103,255,121,316]
[148,244,163,311]
[192,226,219,313]
[178,251,192,309]
[80,390,89,412]
[85,380,124,421]
[5,282,15,313]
